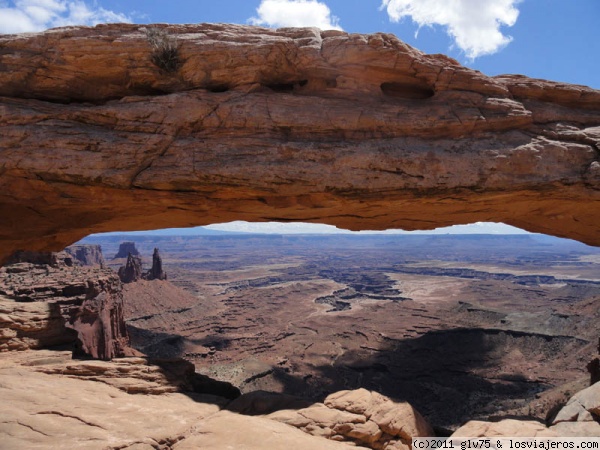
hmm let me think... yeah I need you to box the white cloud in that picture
[0,0,130,34]
[249,0,342,31]
[205,221,349,234]
[381,0,520,59]
[205,221,529,235]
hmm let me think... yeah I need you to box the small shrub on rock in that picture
[145,27,180,73]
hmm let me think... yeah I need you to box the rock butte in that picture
[1,23,600,263]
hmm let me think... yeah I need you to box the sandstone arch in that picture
[1,24,599,263]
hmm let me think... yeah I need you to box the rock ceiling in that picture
[1,23,599,263]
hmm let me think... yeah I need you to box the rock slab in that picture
[0,349,354,450]
[0,24,599,262]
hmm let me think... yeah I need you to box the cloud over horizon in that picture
[0,0,130,34]
[381,0,521,58]
[249,0,341,30]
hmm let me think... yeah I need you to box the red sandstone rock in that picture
[265,388,433,448]
[65,244,105,266]
[0,24,599,262]
[117,247,167,283]
[0,251,132,359]
[551,381,600,425]
[451,419,557,437]
[145,248,167,281]
[118,253,143,283]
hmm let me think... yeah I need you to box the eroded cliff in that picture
[0,23,599,262]
[0,248,131,359]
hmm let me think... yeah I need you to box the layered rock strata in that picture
[0,24,599,262]
[0,251,131,359]
[113,241,140,259]
[65,244,105,266]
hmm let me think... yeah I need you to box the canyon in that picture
[1,22,600,448]
[2,236,599,449]
[91,232,600,432]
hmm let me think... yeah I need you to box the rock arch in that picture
[1,24,599,263]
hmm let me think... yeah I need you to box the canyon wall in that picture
[1,24,599,263]
[0,248,131,359]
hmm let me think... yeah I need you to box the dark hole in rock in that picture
[267,83,294,93]
[265,80,308,93]
[206,84,230,93]
[381,81,435,99]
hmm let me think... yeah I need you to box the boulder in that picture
[549,421,600,436]
[551,381,600,424]
[268,388,433,448]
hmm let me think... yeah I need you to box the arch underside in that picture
[0,24,599,262]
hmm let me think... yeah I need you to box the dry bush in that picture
[145,27,180,73]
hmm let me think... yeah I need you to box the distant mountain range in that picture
[89,221,532,238]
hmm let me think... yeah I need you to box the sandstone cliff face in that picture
[65,244,105,266]
[0,251,131,359]
[0,24,599,262]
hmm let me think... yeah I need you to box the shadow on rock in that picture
[267,327,584,430]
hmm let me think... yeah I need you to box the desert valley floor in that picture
[82,232,600,432]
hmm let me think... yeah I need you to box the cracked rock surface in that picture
[1,24,600,262]
[0,350,355,449]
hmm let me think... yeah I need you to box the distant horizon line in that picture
[89,221,532,237]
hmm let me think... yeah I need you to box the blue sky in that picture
[1,0,597,234]
[1,0,598,88]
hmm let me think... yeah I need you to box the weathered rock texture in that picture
[549,381,600,435]
[65,244,105,266]
[146,247,167,280]
[0,23,600,262]
[263,388,434,449]
[117,247,167,283]
[30,349,240,398]
[451,381,600,437]
[451,419,557,437]
[0,251,131,359]
[0,349,361,449]
[118,252,143,283]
